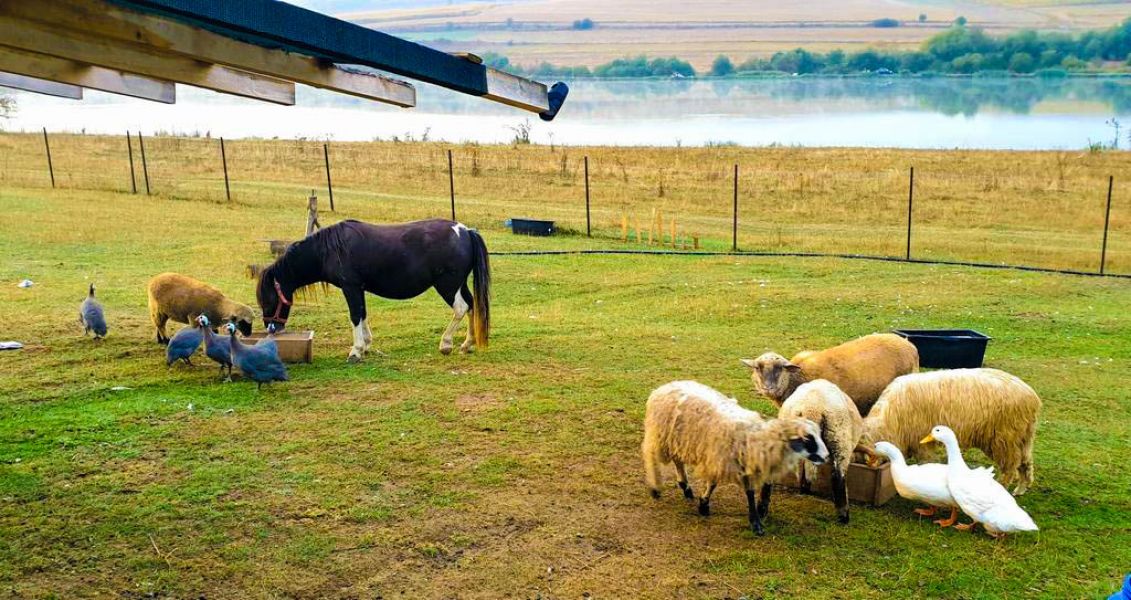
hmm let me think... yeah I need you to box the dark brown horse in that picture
[256,219,490,362]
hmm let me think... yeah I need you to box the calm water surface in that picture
[5,77,1130,150]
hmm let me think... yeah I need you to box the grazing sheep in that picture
[778,379,872,524]
[742,333,919,416]
[642,381,829,535]
[79,284,108,339]
[862,368,1040,495]
[147,273,254,345]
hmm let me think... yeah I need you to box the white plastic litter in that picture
[109,386,132,392]
[0,341,23,351]
[17,279,33,288]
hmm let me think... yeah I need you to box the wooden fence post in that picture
[220,137,231,202]
[323,143,334,211]
[448,148,456,221]
[138,131,150,195]
[906,166,915,261]
[126,131,137,194]
[1101,175,1113,274]
[584,155,591,237]
[732,164,738,251]
[42,128,55,188]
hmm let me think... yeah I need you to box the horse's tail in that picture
[469,229,491,349]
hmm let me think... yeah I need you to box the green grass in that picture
[0,183,1129,598]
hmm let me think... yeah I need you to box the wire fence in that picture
[0,130,1127,277]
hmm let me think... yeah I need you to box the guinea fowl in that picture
[165,320,203,366]
[255,322,280,357]
[228,322,288,389]
[197,315,233,381]
[79,284,108,339]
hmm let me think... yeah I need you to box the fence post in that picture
[220,137,231,202]
[126,131,137,194]
[42,127,55,188]
[1101,175,1113,275]
[732,164,739,251]
[584,155,591,237]
[138,131,150,195]
[323,142,334,211]
[906,166,915,261]
[448,148,456,221]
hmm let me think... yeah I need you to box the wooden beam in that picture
[484,67,549,114]
[0,14,294,105]
[0,71,82,99]
[0,46,175,104]
[2,0,414,107]
[110,0,562,115]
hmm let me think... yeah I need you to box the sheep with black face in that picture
[147,272,254,344]
[641,381,828,536]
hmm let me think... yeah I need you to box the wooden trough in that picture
[780,461,896,507]
[243,330,314,363]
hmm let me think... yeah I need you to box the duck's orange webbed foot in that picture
[934,508,959,528]
[913,506,937,517]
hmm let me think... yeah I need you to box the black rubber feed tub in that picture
[509,218,555,236]
[893,329,991,369]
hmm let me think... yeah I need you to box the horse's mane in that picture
[258,220,358,304]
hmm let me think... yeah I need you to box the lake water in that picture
[4,77,1130,150]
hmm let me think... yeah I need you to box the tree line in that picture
[482,18,1131,78]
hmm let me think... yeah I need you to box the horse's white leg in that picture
[439,294,469,355]
[362,319,373,351]
[349,318,367,362]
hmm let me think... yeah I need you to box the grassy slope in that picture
[0,177,1129,598]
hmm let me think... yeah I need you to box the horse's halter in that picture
[265,279,292,326]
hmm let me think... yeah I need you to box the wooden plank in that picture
[483,67,550,114]
[0,14,294,105]
[2,0,414,107]
[110,0,558,114]
[0,71,82,99]
[0,46,174,103]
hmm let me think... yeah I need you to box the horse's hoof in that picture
[347,353,363,364]
[439,346,453,356]
[459,345,475,354]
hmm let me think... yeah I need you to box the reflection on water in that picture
[5,77,1130,150]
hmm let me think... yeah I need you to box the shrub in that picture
[1009,52,1036,73]
[572,18,594,30]
[710,55,735,77]
[872,18,901,28]
[955,16,968,26]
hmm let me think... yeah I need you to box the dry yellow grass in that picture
[0,131,1127,274]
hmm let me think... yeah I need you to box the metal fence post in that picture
[220,137,231,202]
[584,155,591,237]
[732,164,739,251]
[448,148,456,221]
[323,142,334,211]
[138,131,150,195]
[126,131,137,194]
[1101,175,1113,274]
[42,128,55,188]
[906,166,915,261]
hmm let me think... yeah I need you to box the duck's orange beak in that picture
[920,434,936,445]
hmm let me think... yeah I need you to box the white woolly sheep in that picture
[742,332,919,416]
[778,379,873,524]
[641,380,829,535]
[863,368,1040,495]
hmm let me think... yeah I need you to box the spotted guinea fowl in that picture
[197,315,233,381]
[228,322,288,389]
[79,284,108,339]
[255,322,280,357]
[165,320,203,366]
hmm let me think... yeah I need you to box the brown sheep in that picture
[742,333,919,416]
[147,272,254,344]
[642,381,829,536]
[862,368,1041,495]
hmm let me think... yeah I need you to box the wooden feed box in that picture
[243,330,314,363]
[780,461,896,507]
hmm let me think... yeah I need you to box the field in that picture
[339,0,1131,71]
[1,138,1130,598]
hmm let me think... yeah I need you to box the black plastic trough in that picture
[510,218,555,236]
[893,329,991,369]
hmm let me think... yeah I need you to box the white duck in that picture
[921,425,1038,538]
[873,441,992,528]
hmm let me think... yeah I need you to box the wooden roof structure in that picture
[0,0,568,120]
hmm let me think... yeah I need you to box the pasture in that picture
[1,143,1130,597]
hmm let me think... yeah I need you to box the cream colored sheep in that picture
[742,332,919,416]
[778,379,874,524]
[863,368,1040,495]
[641,381,829,536]
[147,272,255,344]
